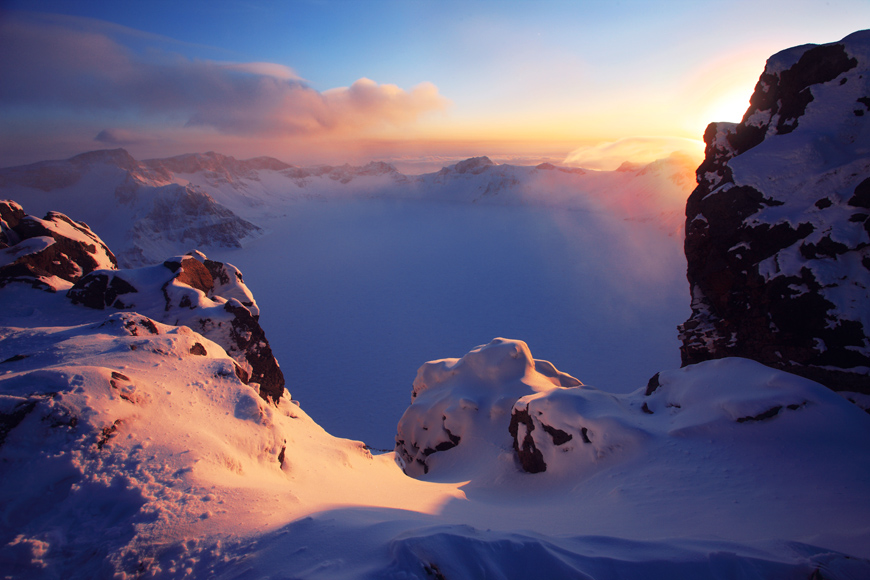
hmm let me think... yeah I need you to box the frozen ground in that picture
[210,199,688,449]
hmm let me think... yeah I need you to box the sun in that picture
[702,86,754,125]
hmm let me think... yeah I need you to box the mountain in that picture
[1,148,696,267]
[0,150,263,267]
[679,30,870,400]
[3,32,870,579]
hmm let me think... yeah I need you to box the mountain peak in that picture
[69,148,139,170]
[452,156,494,174]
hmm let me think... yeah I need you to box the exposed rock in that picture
[679,31,870,394]
[0,201,117,291]
[68,273,138,309]
[67,253,284,403]
[0,200,25,248]
[507,407,547,473]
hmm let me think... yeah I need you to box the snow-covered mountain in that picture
[2,204,868,578]
[3,30,870,580]
[680,29,870,400]
[0,150,263,267]
[0,148,695,267]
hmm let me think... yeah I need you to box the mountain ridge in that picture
[0,147,696,267]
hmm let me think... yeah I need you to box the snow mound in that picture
[394,338,579,477]
[397,339,870,486]
[513,356,863,474]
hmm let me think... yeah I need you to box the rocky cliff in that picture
[0,201,284,402]
[679,30,870,396]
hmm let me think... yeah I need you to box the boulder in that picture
[0,201,117,291]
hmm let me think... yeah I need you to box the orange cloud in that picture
[322,79,449,130]
[563,137,704,171]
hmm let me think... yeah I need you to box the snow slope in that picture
[2,288,868,577]
[0,284,462,578]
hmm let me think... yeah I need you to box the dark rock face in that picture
[0,200,117,291]
[221,298,284,402]
[679,31,870,394]
[509,396,589,474]
[508,407,547,473]
[0,200,25,247]
[67,253,285,403]
[68,273,138,309]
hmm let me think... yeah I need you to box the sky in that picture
[0,0,868,171]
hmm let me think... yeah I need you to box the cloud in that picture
[564,137,704,171]
[94,128,150,146]
[0,13,448,139]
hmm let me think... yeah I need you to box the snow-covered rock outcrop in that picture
[394,338,581,477]
[512,357,863,474]
[1,202,284,402]
[67,251,284,402]
[680,30,870,396]
[397,339,870,479]
[0,200,116,291]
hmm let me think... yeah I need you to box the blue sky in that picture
[1,0,868,169]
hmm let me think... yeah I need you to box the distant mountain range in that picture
[0,149,696,266]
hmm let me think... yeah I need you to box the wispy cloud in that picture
[94,128,150,146]
[563,137,703,171]
[0,13,449,141]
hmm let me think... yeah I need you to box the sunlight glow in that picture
[702,87,753,125]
